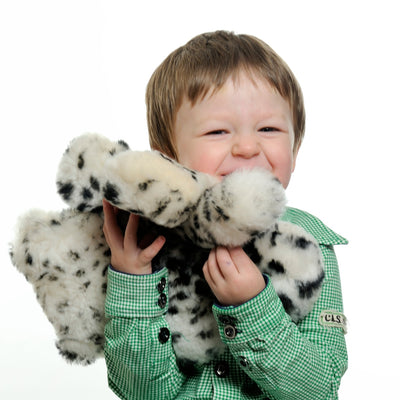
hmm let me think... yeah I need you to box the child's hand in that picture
[202,246,266,306]
[102,199,166,275]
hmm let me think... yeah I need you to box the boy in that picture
[103,31,348,399]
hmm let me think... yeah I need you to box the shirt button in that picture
[158,293,167,308]
[214,361,229,378]
[223,324,237,339]
[157,277,166,293]
[158,327,170,344]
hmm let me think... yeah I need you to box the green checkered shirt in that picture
[104,207,348,399]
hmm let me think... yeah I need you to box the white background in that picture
[1,0,399,398]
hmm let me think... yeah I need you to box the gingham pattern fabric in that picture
[104,207,348,399]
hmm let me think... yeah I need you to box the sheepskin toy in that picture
[10,133,324,369]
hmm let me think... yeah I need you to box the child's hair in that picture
[146,30,305,159]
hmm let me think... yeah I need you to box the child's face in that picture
[174,71,297,188]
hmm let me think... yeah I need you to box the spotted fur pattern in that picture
[10,133,324,368]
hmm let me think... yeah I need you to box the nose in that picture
[231,132,260,159]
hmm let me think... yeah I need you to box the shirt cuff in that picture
[212,278,290,344]
[105,266,168,319]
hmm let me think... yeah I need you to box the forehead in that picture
[186,67,282,107]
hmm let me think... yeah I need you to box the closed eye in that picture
[259,127,279,133]
[205,129,227,135]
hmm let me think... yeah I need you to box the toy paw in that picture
[56,337,104,365]
[185,168,286,247]
[10,208,109,364]
[56,133,130,212]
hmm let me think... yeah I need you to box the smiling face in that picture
[174,71,297,188]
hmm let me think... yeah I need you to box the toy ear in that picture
[56,133,129,212]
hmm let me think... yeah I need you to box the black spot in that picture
[75,269,85,277]
[51,219,61,226]
[78,153,85,169]
[54,265,65,273]
[193,214,200,230]
[77,202,88,212]
[25,253,33,265]
[48,275,58,281]
[176,291,189,300]
[243,240,261,265]
[270,229,281,246]
[58,348,78,362]
[91,205,103,214]
[103,182,120,204]
[81,187,93,200]
[117,139,129,149]
[60,325,69,335]
[83,281,91,289]
[197,330,214,340]
[57,301,69,313]
[38,272,48,280]
[171,333,181,343]
[42,260,50,268]
[295,237,312,249]
[90,306,103,322]
[191,305,200,315]
[278,294,295,314]
[150,198,171,219]
[69,251,80,261]
[89,333,104,345]
[57,182,74,201]
[101,283,107,294]
[109,148,116,156]
[90,176,100,191]
[93,260,100,268]
[298,272,325,299]
[268,259,285,274]
[138,179,155,191]
[215,205,229,221]
[159,152,174,163]
[168,306,178,315]
[103,249,111,257]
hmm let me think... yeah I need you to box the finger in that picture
[228,247,256,272]
[205,248,224,284]
[215,246,239,276]
[103,199,124,249]
[139,236,166,265]
[202,258,216,288]
[124,213,139,251]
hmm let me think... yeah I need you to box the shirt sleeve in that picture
[213,244,348,400]
[104,267,186,400]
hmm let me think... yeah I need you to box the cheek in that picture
[177,145,218,174]
[264,144,294,188]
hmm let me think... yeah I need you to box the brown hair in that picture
[146,30,305,159]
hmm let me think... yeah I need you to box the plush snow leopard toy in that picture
[10,133,324,370]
